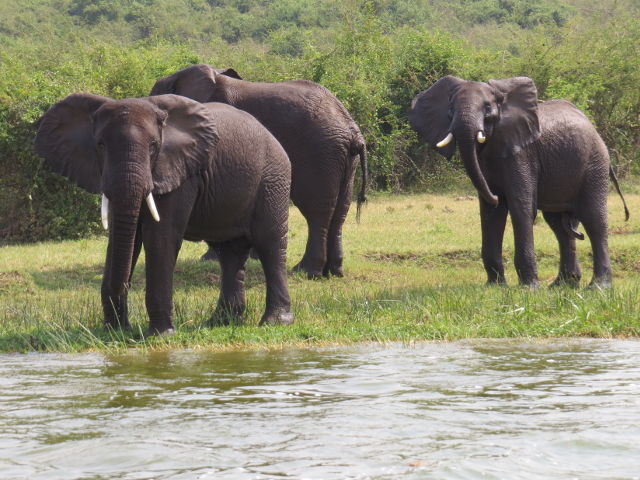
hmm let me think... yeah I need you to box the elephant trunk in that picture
[455,116,498,206]
[104,161,150,296]
[108,200,143,296]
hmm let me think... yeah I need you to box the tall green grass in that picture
[1,189,638,352]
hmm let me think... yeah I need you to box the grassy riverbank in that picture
[1,187,639,353]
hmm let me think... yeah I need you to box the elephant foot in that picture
[322,263,344,278]
[104,319,132,332]
[517,277,539,289]
[485,277,506,287]
[587,277,612,290]
[292,260,323,279]
[200,247,218,262]
[143,326,176,339]
[207,308,244,327]
[550,274,581,289]
[259,308,294,326]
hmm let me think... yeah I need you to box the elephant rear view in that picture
[150,64,368,279]
[35,93,293,336]
[409,76,629,287]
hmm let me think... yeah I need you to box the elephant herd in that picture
[34,66,629,337]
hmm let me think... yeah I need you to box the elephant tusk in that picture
[477,131,486,144]
[436,132,454,148]
[146,193,160,222]
[101,194,109,230]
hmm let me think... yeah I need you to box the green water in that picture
[1,340,640,479]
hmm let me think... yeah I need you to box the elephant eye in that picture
[484,104,493,116]
[96,140,105,151]
[149,140,159,155]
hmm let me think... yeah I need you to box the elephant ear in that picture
[214,67,242,80]
[488,77,541,154]
[150,64,216,103]
[408,75,464,159]
[147,95,218,194]
[34,93,110,193]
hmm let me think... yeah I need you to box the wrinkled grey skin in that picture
[35,93,293,336]
[150,65,368,278]
[409,76,629,287]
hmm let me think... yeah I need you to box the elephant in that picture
[35,93,293,336]
[409,75,629,287]
[150,64,368,278]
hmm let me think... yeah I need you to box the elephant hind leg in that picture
[252,234,293,326]
[207,238,251,327]
[542,211,582,288]
[324,157,358,278]
[578,208,612,288]
[291,194,336,279]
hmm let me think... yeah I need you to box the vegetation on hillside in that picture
[1,0,638,242]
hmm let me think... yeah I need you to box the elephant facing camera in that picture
[35,93,294,336]
[409,76,629,288]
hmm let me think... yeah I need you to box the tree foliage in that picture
[0,0,638,241]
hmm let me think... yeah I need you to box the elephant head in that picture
[149,64,242,102]
[409,76,540,206]
[35,93,218,295]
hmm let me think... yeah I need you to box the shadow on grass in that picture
[28,258,268,291]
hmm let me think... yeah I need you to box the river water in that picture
[1,340,639,480]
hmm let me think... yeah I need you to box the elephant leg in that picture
[480,199,508,285]
[292,214,332,279]
[200,242,218,262]
[101,225,142,330]
[509,202,538,287]
[324,159,359,278]
[579,207,612,287]
[542,211,581,287]
[207,239,251,327]
[254,238,293,326]
[142,225,185,338]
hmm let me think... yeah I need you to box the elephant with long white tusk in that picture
[36,93,294,337]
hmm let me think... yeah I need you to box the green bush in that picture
[0,0,638,242]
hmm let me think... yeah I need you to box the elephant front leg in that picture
[207,240,251,326]
[101,230,142,330]
[509,202,539,287]
[142,229,182,337]
[480,199,508,285]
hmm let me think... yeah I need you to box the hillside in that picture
[0,0,638,241]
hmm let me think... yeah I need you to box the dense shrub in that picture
[0,0,638,242]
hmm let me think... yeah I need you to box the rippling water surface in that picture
[1,340,640,479]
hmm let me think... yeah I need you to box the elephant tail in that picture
[562,213,584,240]
[354,140,368,223]
[609,165,630,221]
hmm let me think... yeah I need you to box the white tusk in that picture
[436,132,454,148]
[477,131,486,144]
[101,194,109,230]
[146,193,160,222]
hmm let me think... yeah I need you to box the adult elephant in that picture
[35,93,293,336]
[409,76,629,287]
[150,65,368,278]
